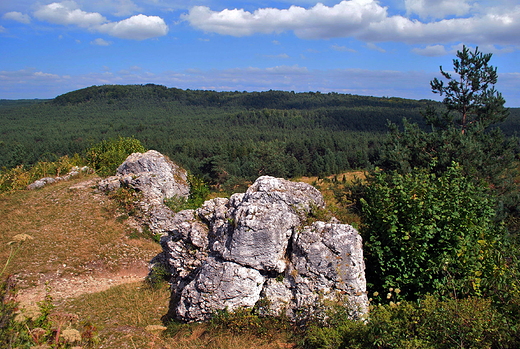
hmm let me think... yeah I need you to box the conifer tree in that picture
[426,45,509,133]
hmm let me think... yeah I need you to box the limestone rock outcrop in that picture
[98,150,190,235]
[158,175,368,323]
[27,166,92,190]
[99,151,368,323]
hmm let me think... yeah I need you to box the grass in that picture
[296,171,366,226]
[61,282,296,349]
[0,174,161,287]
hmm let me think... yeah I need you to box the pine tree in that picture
[426,45,509,133]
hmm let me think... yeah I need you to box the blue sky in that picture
[1,0,519,106]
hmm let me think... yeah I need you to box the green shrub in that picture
[108,186,142,216]
[0,154,84,193]
[361,162,503,300]
[145,264,171,290]
[209,307,292,339]
[164,175,210,212]
[85,136,145,177]
[303,296,518,349]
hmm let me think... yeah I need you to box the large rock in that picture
[290,221,368,319]
[116,150,189,202]
[98,150,189,235]
[222,176,325,273]
[175,256,265,322]
[158,175,368,323]
[98,152,368,323]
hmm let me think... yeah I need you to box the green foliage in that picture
[164,175,210,212]
[0,282,98,348]
[428,45,508,132]
[380,118,517,194]
[108,186,142,216]
[0,85,435,184]
[0,276,18,346]
[145,264,171,290]
[209,307,292,339]
[361,162,502,299]
[303,296,518,349]
[379,46,518,225]
[85,136,145,177]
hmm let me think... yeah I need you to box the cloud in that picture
[183,0,388,39]
[91,38,111,45]
[404,0,473,19]
[412,44,448,56]
[112,0,141,17]
[98,14,168,40]
[32,1,168,40]
[0,25,6,33]
[0,68,65,83]
[366,42,386,52]
[331,44,357,52]
[34,1,107,28]
[182,0,520,46]
[3,11,31,24]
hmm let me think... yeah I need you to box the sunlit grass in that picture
[0,175,161,286]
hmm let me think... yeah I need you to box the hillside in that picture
[1,170,337,348]
[0,85,431,182]
[2,85,519,188]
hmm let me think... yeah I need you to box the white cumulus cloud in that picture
[183,0,388,39]
[405,0,473,19]
[98,14,168,40]
[32,1,168,40]
[34,1,107,28]
[182,0,520,46]
[91,38,112,45]
[3,11,31,24]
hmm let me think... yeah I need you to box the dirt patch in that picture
[17,260,150,306]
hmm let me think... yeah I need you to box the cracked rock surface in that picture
[98,150,190,235]
[100,151,368,323]
[159,175,368,322]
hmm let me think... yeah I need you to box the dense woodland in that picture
[3,84,518,186]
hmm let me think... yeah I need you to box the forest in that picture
[2,84,518,187]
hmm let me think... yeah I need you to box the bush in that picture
[164,175,210,212]
[303,296,518,349]
[85,136,145,177]
[0,154,84,193]
[361,162,503,300]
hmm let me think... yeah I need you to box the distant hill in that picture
[1,85,518,185]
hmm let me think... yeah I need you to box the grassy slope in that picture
[0,174,160,283]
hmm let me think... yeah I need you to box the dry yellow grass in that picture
[295,171,366,226]
[0,174,161,287]
[61,282,295,349]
